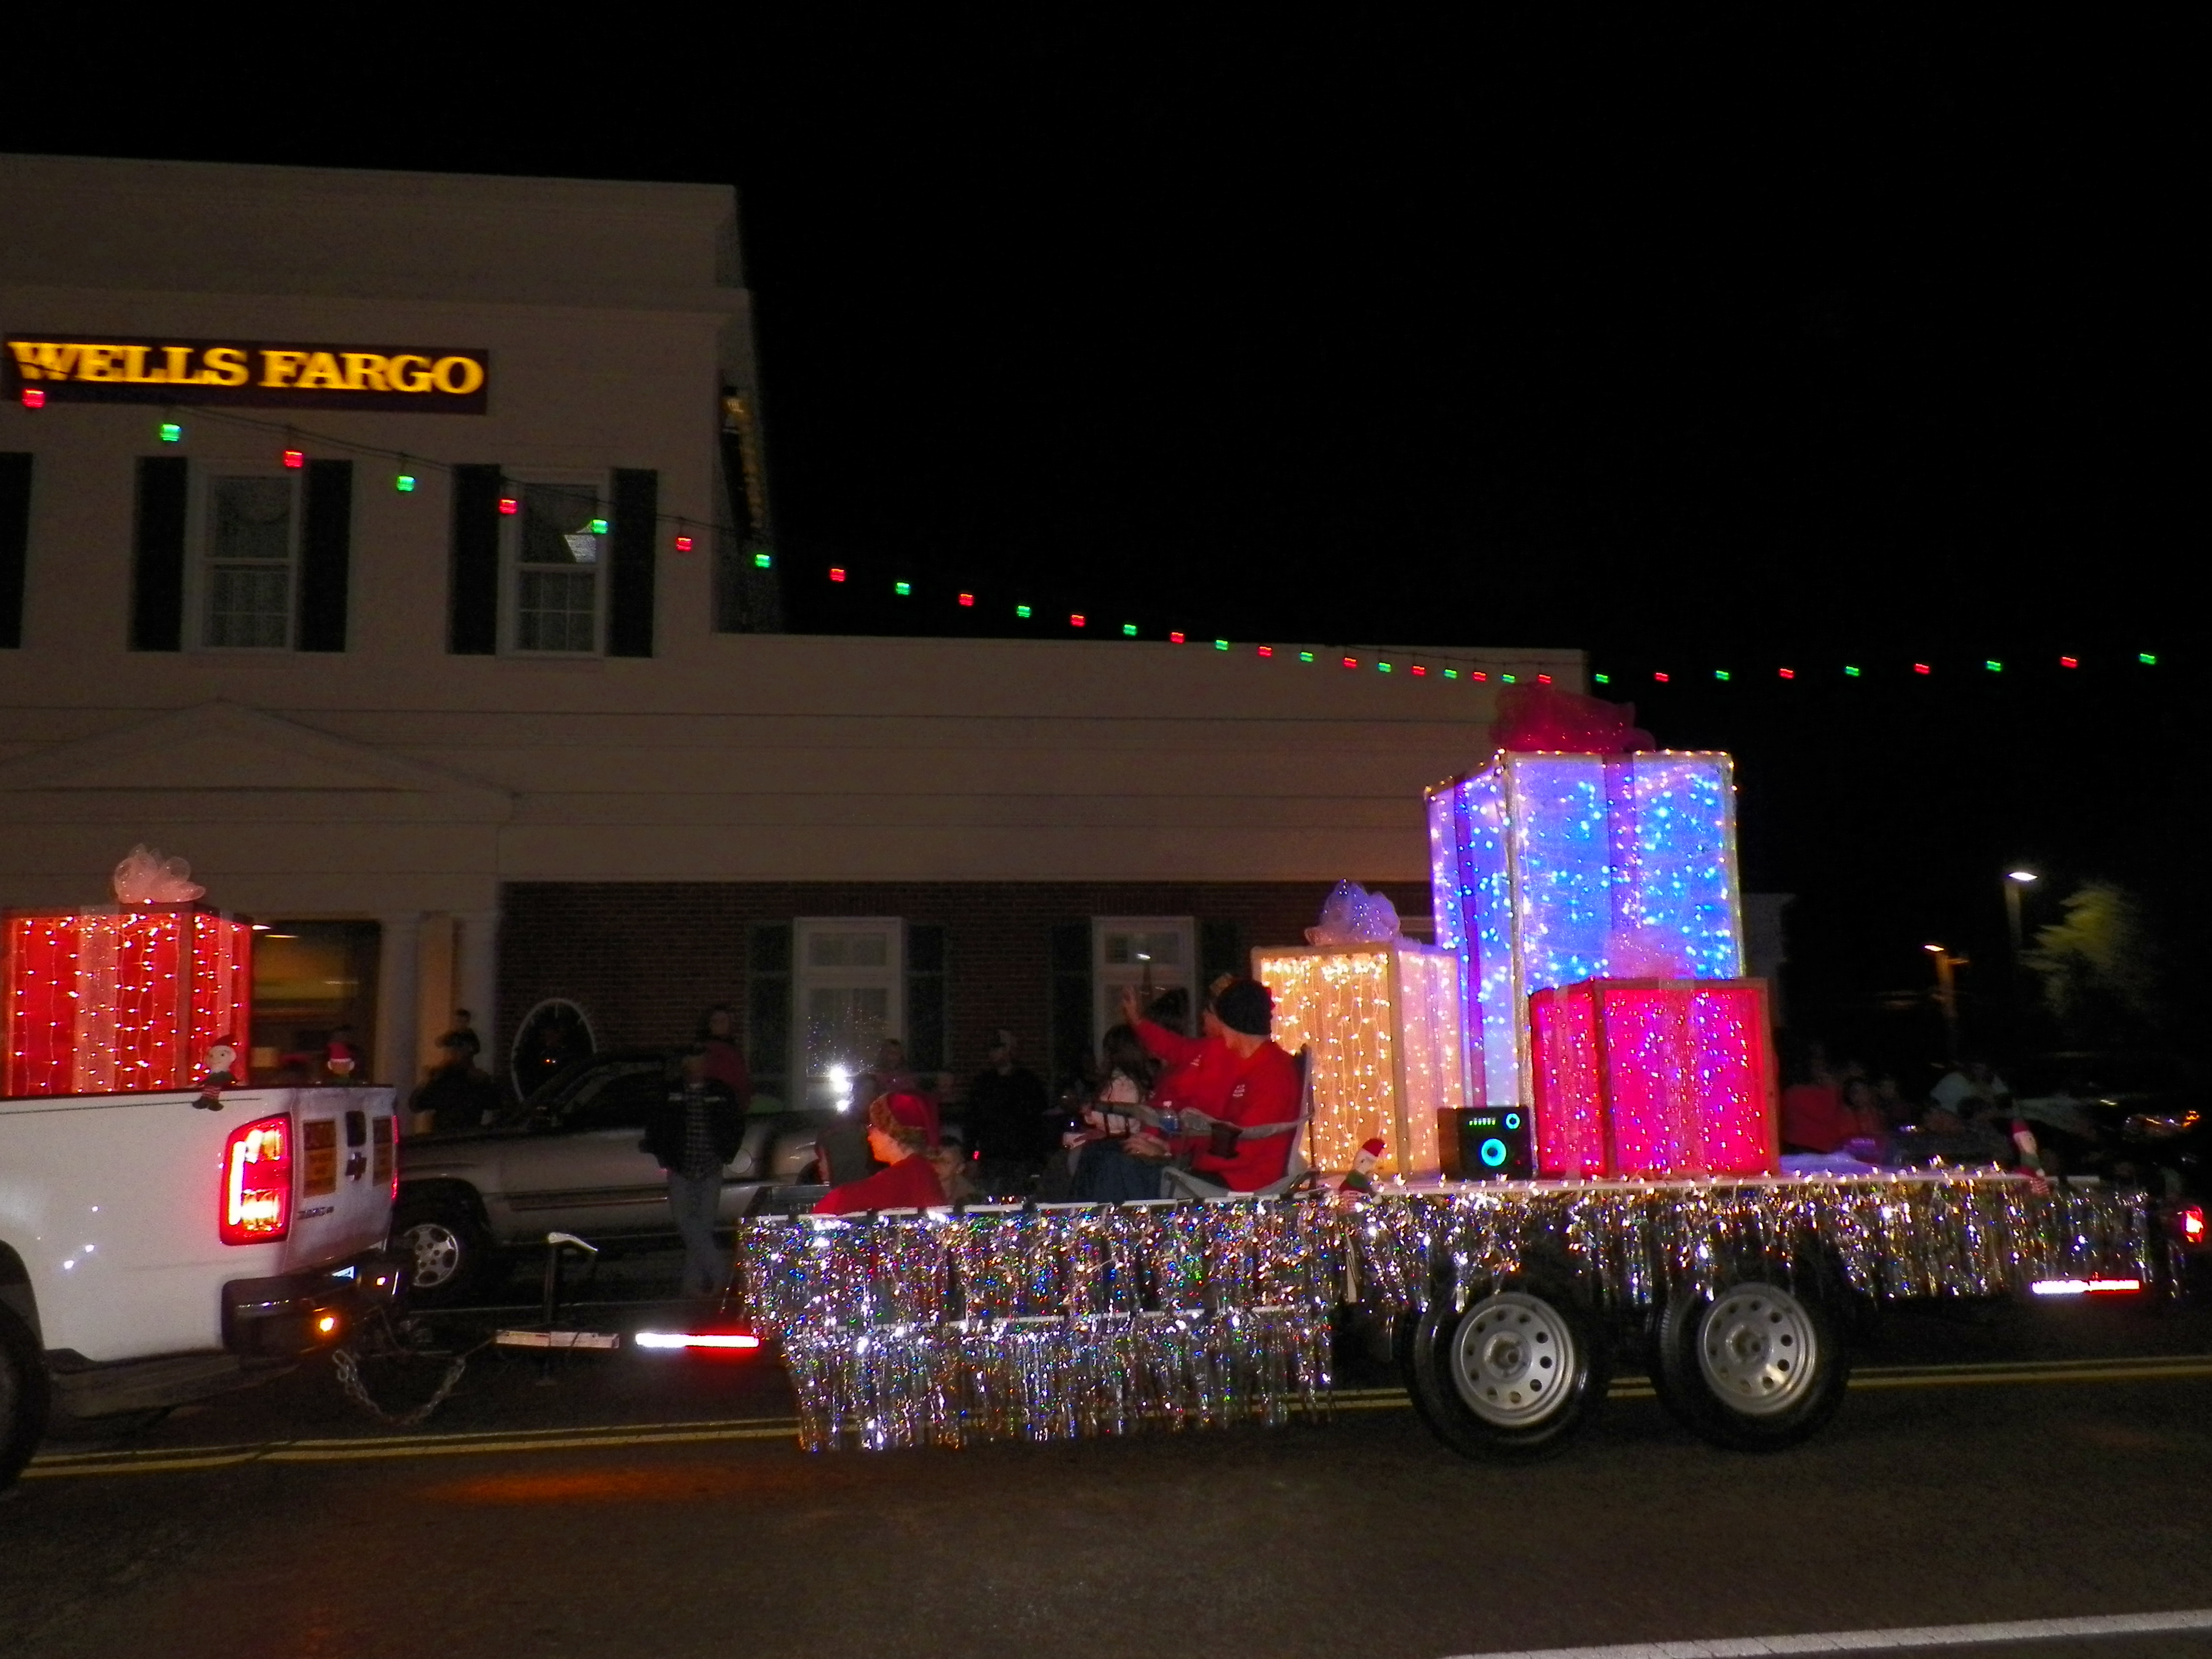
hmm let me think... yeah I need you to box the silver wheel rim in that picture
[1450,1291,1575,1427]
[1697,1282,1819,1417]
[400,1221,464,1290]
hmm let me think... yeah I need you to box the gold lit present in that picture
[1255,945,1462,1177]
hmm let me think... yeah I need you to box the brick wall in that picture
[500,879,1418,1085]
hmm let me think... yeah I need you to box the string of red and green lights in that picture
[39,396,2168,688]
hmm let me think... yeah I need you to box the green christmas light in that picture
[1299,651,1315,663]
[1845,665,1861,677]
[754,552,772,569]
[1378,661,1393,673]
[1444,668,1459,679]
[2140,652,2158,665]
[1213,639,1229,651]
[395,473,416,493]
[894,581,912,596]
[590,518,608,535]
[1985,659,2002,672]
[1715,669,1730,681]
[1016,604,1032,619]
[1122,623,1137,637]
[1501,673,1517,684]
[1592,672,1609,685]
[157,421,182,443]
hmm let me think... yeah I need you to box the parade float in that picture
[735,693,2179,1461]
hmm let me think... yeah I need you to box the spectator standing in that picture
[964,1028,1053,1187]
[696,1003,754,1110]
[437,1009,482,1064]
[408,1035,500,1136]
[642,1046,743,1297]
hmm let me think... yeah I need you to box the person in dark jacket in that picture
[409,1034,501,1135]
[964,1028,1053,1186]
[642,1046,744,1296]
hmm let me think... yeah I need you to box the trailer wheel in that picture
[0,1303,50,1491]
[1653,1271,1849,1452]
[1405,1279,1607,1460]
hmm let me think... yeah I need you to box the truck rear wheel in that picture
[1405,1278,1607,1460]
[1653,1272,1849,1452]
[393,1197,490,1307]
[0,1303,50,1490]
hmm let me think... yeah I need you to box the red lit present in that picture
[1528,979,1778,1178]
[4,904,253,1097]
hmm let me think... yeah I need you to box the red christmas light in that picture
[1913,662,1931,675]
[1778,668,1795,679]
[829,567,846,582]
[1169,632,1185,644]
[1654,672,1670,684]
[19,388,45,409]
[1471,671,1489,682]
[958,593,974,607]
[1410,664,1425,676]
[498,497,519,515]
[673,535,694,553]
[2060,655,2078,669]
[1257,645,1274,658]
[1342,656,1358,670]
[1070,613,1085,628]
[282,449,305,469]
[1536,673,1553,685]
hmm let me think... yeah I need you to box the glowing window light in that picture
[894,581,912,596]
[1070,613,1086,628]
[672,534,692,551]
[2060,655,2078,669]
[1255,946,1458,1177]
[158,422,183,443]
[829,567,847,582]
[1124,623,1138,636]
[754,552,773,568]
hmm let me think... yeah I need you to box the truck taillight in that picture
[2181,1205,2207,1248]
[220,1112,293,1244]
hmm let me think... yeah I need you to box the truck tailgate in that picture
[277,1086,398,1270]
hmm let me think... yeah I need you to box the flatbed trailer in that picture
[738,1170,2172,1459]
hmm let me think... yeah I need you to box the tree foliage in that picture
[2025,882,2164,1045]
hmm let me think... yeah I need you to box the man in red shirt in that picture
[1126,979,1302,1192]
[813,1093,948,1214]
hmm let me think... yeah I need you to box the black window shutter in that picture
[297,459,353,652]
[745,922,793,1105]
[1199,920,1245,997]
[1047,920,1094,1095]
[607,468,657,657]
[448,464,501,654]
[0,453,29,648]
[130,457,189,651]
[905,922,948,1072]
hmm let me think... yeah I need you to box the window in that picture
[1093,916,1196,1043]
[512,480,603,653]
[793,918,905,1107]
[204,475,295,647]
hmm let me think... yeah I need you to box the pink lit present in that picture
[4,904,253,1097]
[1528,978,1779,1178]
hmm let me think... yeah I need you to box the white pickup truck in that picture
[0,1084,404,1488]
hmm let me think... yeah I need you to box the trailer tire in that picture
[1405,1277,1607,1460]
[1653,1268,1849,1452]
[0,1303,50,1491]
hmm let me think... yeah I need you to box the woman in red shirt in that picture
[813,1093,948,1214]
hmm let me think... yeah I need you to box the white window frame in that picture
[503,473,608,656]
[792,917,906,1108]
[191,464,300,652]
[1092,915,1196,1047]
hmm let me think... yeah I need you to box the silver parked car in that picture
[393,1049,828,1303]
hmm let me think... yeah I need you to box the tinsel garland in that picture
[739,1174,2156,1453]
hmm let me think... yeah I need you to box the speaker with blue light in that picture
[1455,1107,1532,1180]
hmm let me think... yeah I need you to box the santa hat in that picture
[869,1092,934,1135]
[1359,1137,1387,1158]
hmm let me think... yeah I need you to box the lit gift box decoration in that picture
[1527,978,1779,1178]
[1427,750,1745,1113]
[1253,944,1461,1176]
[3,905,253,1097]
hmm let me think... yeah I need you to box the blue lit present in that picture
[1427,752,1744,1111]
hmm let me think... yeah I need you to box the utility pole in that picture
[1924,943,1964,1068]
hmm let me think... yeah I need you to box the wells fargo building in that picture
[0,153,1573,1107]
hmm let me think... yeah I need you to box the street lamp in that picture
[1924,942,1964,1067]
[2004,869,2038,956]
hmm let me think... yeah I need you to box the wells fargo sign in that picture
[5,336,490,412]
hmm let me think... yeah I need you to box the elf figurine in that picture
[1339,1136,1387,1195]
[195,1036,240,1110]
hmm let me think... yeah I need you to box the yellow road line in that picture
[25,1354,2212,1480]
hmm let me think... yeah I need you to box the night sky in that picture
[4,16,2197,1077]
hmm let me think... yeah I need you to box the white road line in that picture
[1442,1606,2212,1658]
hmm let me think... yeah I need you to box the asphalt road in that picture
[7,1261,2212,1659]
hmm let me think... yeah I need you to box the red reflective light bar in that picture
[633,1331,762,1351]
[2029,1278,2143,1297]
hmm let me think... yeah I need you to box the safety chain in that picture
[330,1306,491,1427]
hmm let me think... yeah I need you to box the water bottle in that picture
[1157,1104,1181,1141]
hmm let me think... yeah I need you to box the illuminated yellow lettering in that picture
[7,341,78,381]
[160,345,204,384]
[295,351,347,389]
[384,354,433,393]
[430,355,485,396]
[75,344,122,382]
[341,352,390,391]
[201,346,249,387]
[259,349,305,388]
[120,345,162,382]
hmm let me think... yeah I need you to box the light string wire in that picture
[58,399,2170,686]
